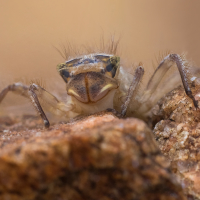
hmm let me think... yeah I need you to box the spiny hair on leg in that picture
[152,50,172,70]
[13,77,47,91]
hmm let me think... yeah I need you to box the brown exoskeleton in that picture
[0,48,198,128]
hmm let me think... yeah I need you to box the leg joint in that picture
[169,53,181,61]
[29,84,38,91]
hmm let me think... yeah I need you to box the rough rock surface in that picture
[149,78,200,200]
[0,112,185,200]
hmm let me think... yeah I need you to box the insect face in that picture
[57,54,120,103]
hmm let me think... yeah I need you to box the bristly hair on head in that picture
[54,36,121,61]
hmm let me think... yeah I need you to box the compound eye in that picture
[60,69,71,83]
[106,64,114,72]
[105,63,118,78]
[104,56,120,78]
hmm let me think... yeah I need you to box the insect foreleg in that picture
[28,84,76,128]
[29,84,50,128]
[0,83,29,103]
[0,83,75,128]
[120,65,144,117]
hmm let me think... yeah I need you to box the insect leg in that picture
[0,83,50,127]
[0,83,75,128]
[29,84,50,128]
[28,84,75,117]
[28,83,76,128]
[120,65,144,117]
[0,83,29,103]
[145,71,181,108]
[140,54,198,113]
[170,54,198,108]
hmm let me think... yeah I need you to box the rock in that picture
[149,78,200,199]
[0,112,185,200]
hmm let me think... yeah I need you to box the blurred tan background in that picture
[0,0,200,113]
